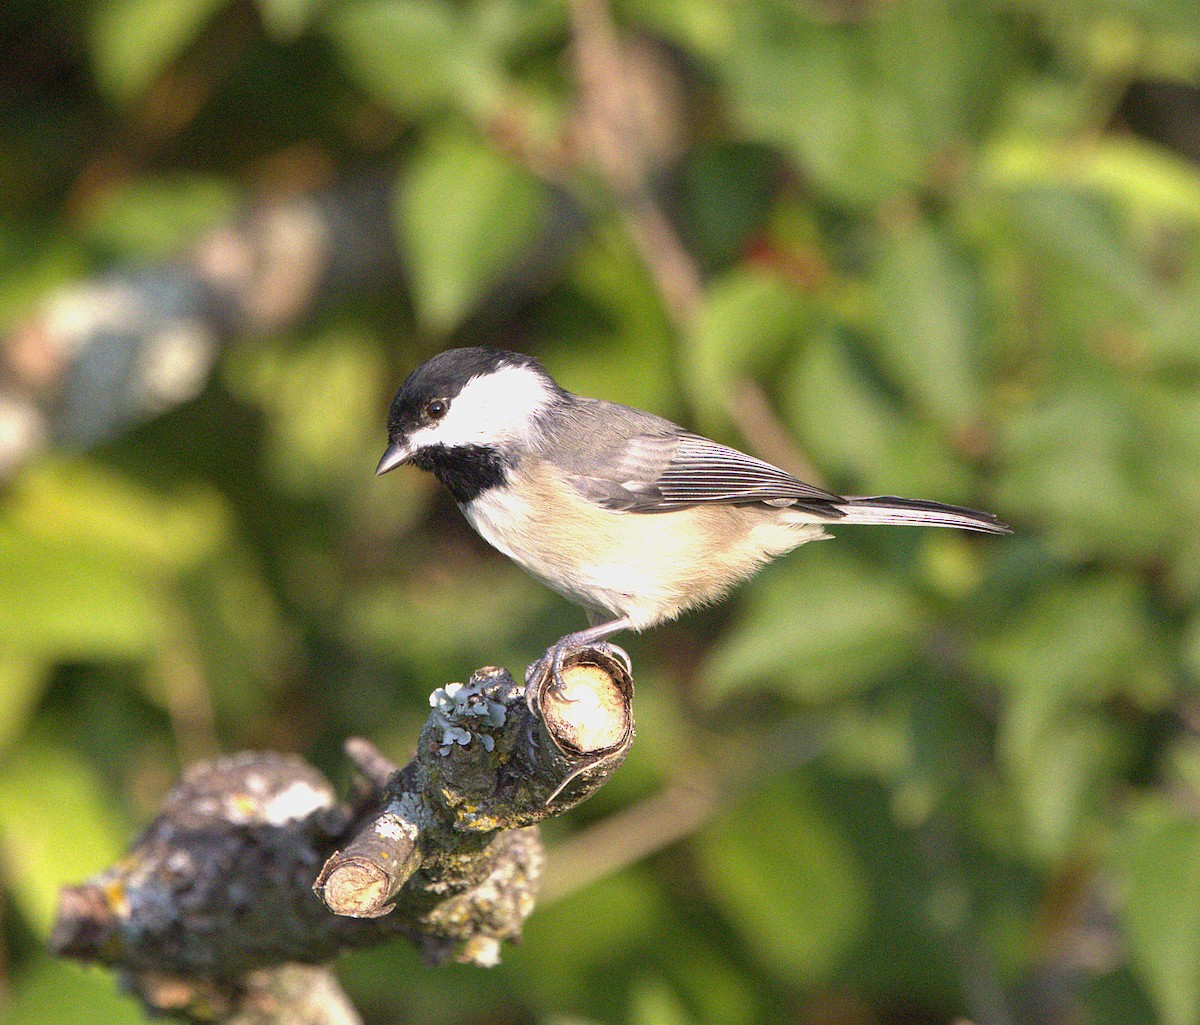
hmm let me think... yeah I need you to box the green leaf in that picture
[681,268,814,431]
[867,0,1011,151]
[0,657,50,756]
[674,143,780,271]
[621,0,739,61]
[0,736,128,934]
[515,871,670,1006]
[254,0,325,40]
[84,175,237,260]
[995,382,1176,559]
[781,331,974,500]
[325,0,472,116]
[544,222,677,414]
[1005,712,1124,863]
[973,573,1164,860]
[396,132,551,332]
[660,935,761,1025]
[721,13,918,207]
[1081,0,1200,33]
[1138,383,1200,516]
[1186,613,1200,685]
[996,183,1157,312]
[7,955,144,1025]
[975,573,1169,726]
[996,136,1200,225]
[695,777,868,984]
[180,549,294,718]
[8,461,232,573]
[716,2,1009,206]
[629,977,697,1025]
[701,544,928,706]
[870,217,984,427]
[1113,797,1200,1025]
[90,0,227,102]
[0,527,162,661]
[341,561,556,669]
[223,330,390,495]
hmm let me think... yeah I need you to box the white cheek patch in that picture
[423,365,555,449]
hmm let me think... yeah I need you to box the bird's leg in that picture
[525,616,633,712]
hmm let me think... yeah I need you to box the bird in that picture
[376,347,1009,706]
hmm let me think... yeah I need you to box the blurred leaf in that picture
[0,657,49,756]
[1113,796,1200,1025]
[181,549,295,718]
[719,10,919,206]
[674,143,780,271]
[622,0,738,61]
[0,461,291,717]
[84,175,237,260]
[1139,382,1200,517]
[7,955,143,1025]
[543,222,677,415]
[397,132,551,332]
[1149,256,1200,365]
[342,558,556,670]
[0,735,128,934]
[90,0,227,102]
[974,573,1163,859]
[868,0,1011,149]
[717,2,1007,206]
[1186,613,1200,685]
[8,461,232,573]
[870,216,985,427]
[326,0,488,117]
[1005,711,1125,862]
[996,184,1157,315]
[0,229,89,326]
[1060,0,1200,40]
[0,527,161,661]
[701,544,928,707]
[515,870,669,1006]
[470,0,568,52]
[695,777,868,984]
[782,330,975,499]
[976,572,1169,723]
[681,268,814,431]
[223,329,390,495]
[984,135,1200,226]
[660,934,760,1025]
[1081,0,1200,33]
[629,976,696,1025]
[996,381,1178,559]
[255,0,324,40]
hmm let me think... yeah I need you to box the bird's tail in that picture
[832,496,1011,534]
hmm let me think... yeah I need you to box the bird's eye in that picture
[425,399,448,421]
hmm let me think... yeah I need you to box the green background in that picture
[4,1,1200,1022]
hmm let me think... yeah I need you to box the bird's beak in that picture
[375,438,413,476]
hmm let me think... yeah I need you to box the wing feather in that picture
[556,409,845,514]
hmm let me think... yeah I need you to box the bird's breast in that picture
[459,462,828,628]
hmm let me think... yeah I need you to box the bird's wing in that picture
[550,401,845,514]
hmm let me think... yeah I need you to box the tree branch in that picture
[51,648,634,1023]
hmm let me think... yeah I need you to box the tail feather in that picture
[833,496,1011,534]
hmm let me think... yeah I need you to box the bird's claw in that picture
[523,640,633,714]
[601,642,633,677]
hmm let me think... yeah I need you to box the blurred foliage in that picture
[3,0,1200,1023]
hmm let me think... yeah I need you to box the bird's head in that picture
[376,347,563,478]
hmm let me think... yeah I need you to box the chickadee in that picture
[377,347,1009,700]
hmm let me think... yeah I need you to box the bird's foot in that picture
[524,639,633,715]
